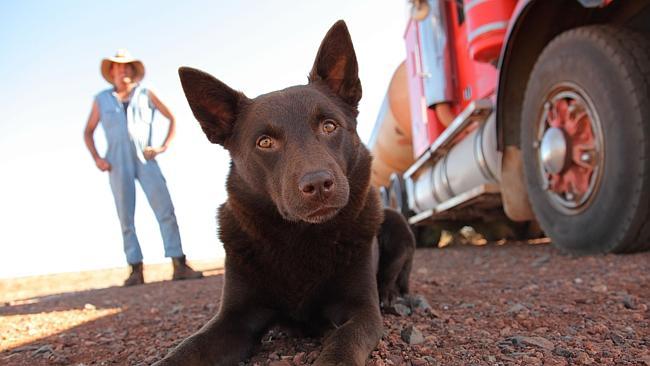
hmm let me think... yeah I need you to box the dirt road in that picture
[1,242,649,365]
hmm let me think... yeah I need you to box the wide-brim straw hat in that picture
[101,49,145,85]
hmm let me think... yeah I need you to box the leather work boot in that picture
[172,255,204,281]
[123,262,144,286]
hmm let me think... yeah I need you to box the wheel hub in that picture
[540,127,568,174]
[536,86,603,214]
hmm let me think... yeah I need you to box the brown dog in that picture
[155,20,415,366]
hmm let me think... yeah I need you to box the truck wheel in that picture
[521,26,650,253]
[387,173,441,247]
[388,173,409,216]
[379,186,390,208]
[413,225,442,248]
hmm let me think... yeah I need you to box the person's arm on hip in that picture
[145,90,176,160]
[84,100,111,171]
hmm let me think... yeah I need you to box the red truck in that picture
[368,0,650,253]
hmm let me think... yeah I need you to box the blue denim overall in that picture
[95,85,184,264]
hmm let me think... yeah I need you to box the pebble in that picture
[507,303,527,314]
[532,254,551,267]
[268,361,291,366]
[306,350,319,363]
[520,336,555,350]
[609,332,626,346]
[407,294,431,311]
[384,303,412,317]
[292,352,305,364]
[401,325,424,345]
[623,295,637,309]
[592,284,608,293]
[31,345,53,357]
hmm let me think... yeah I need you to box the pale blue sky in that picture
[0,0,408,278]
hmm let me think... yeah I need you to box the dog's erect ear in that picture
[178,67,248,145]
[308,20,362,109]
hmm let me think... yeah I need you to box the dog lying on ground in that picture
[154,20,415,366]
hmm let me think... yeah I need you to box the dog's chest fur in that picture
[218,180,382,319]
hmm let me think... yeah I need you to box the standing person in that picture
[84,49,203,286]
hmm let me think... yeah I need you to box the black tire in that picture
[387,173,441,247]
[379,186,390,208]
[388,173,409,216]
[413,225,442,248]
[521,26,650,254]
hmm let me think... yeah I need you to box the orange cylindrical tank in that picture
[464,0,517,63]
[370,99,414,187]
[371,155,396,187]
[387,61,413,140]
[369,62,415,187]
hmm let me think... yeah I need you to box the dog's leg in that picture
[376,208,416,305]
[154,271,275,366]
[316,261,384,366]
[317,303,383,366]
[396,253,413,295]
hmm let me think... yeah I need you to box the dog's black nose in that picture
[299,170,335,199]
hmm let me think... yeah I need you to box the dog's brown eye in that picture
[256,136,274,149]
[323,120,337,134]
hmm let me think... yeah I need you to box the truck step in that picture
[409,184,502,225]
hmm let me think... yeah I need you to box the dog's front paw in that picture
[151,340,204,366]
[379,287,399,309]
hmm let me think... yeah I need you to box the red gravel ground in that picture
[1,241,649,365]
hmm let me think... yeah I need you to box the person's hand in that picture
[144,146,166,160]
[95,157,111,172]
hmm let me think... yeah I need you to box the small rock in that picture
[306,351,319,363]
[522,355,543,365]
[384,303,411,317]
[169,304,184,314]
[591,284,608,293]
[31,345,53,357]
[428,308,442,318]
[401,325,424,345]
[411,359,427,366]
[623,295,637,310]
[407,294,431,311]
[483,355,497,362]
[532,254,550,267]
[143,355,159,364]
[423,356,438,365]
[388,355,403,365]
[520,336,554,350]
[553,347,575,358]
[609,332,626,346]
[268,361,291,366]
[507,303,527,314]
[292,352,306,364]
[574,278,584,284]
[10,345,40,354]
[84,303,97,310]
[575,351,595,365]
